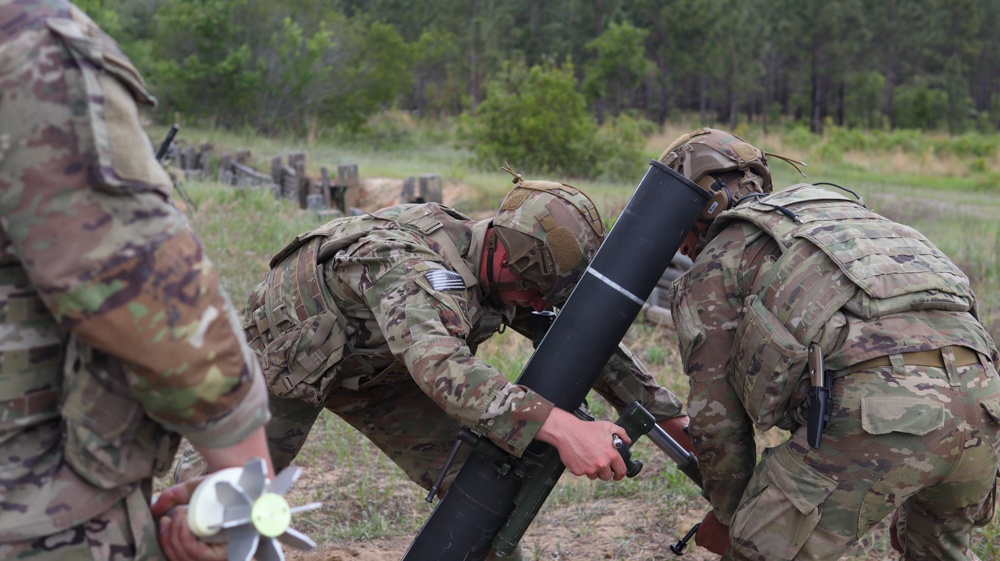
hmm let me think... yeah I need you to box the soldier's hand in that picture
[157,506,228,561]
[695,510,731,555]
[151,478,203,519]
[535,408,630,481]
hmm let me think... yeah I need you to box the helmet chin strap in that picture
[483,230,501,304]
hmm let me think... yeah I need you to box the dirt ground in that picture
[281,456,718,561]
[290,504,716,561]
[349,177,490,218]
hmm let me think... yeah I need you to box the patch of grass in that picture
[182,179,316,300]
[974,518,1000,560]
[477,329,534,381]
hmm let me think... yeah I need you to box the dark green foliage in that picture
[891,79,948,131]
[146,0,412,135]
[589,114,654,182]
[582,22,652,119]
[408,30,465,117]
[459,59,597,178]
[320,21,415,133]
[96,0,1000,138]
[457,58,650,181]
[844,72,887,130]
[151,0,265,125]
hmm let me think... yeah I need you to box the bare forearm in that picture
[535,408,630,480]
[193,426,274,478]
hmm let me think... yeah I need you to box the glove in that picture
[695,510,731,555]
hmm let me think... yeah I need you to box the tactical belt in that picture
[849,346,980,373]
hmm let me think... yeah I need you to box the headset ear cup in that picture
[700,187,730,220]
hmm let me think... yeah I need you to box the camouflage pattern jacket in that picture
[0,0,268,540]
[670,183,997,523]
[248,202,684,457]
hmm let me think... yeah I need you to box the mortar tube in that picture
[401,161,709,561]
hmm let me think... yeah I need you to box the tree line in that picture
[77,0,1000,171]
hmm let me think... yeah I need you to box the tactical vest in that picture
[0,261,175,539]
[247,203,494,405]
[705,184,976,430]
[0,263,65,444]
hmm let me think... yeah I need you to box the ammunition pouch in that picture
[61,335,176,489]
[251,306,347,406]
[730,295,810,430]
[246,237,354,406]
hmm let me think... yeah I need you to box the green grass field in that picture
[167,121,1000,560]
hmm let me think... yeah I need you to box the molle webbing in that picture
[255,204,479,391]
[389,205,479,287]
[258,235,364,392]
[310,204,479,288]
[714,184,974,348]
[754,242,856,347]
[263,236,331,335]
[0,265,64,430]
[712,186,861,348]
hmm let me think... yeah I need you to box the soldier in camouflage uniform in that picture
[661,128,1000,560]
[175,171,693,558]
[0,1,274,560]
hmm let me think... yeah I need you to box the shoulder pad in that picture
[760,183,861,208]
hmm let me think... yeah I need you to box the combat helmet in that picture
[490,166,606,307]
[658,127,801,257]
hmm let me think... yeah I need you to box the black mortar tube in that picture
[401,161,710,561]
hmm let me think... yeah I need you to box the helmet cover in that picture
[658,127,772,222]
[493,180,605,306]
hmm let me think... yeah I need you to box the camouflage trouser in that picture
[267,375,471,492]
[725,353,1000,561]
[174,375,523,560]
[0,487,162,561]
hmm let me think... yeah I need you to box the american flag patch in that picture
[424,269,465,291]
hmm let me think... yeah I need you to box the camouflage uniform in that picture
[0,1,269,559]
[671,183,1000,560]
[171,191,684,501]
